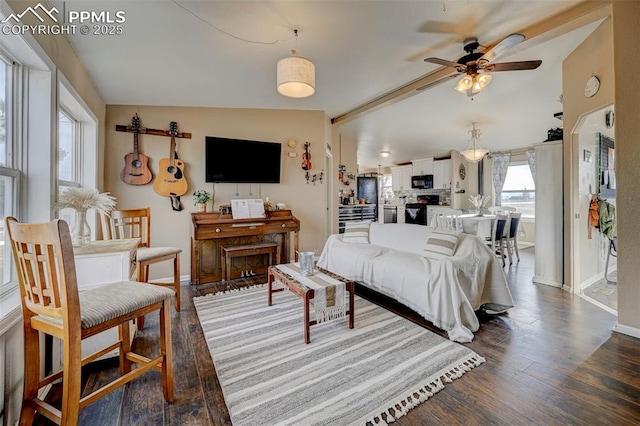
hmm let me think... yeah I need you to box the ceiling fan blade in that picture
[424,57,466,70]
[415,74,458,91]
[479,33,525,63]
[483,60,542,72]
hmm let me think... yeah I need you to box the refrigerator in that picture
[357,176,378,220]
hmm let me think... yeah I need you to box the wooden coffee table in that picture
[267,264,355,344]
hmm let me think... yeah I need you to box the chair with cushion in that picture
[487,214,508,267]
[101,207,182,329]
[437,215,462,233]
[6,217,174,425]
[501,212,522,264]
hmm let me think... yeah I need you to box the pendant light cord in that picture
[171,1,296,45]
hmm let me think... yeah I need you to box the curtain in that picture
[492,153,511,206]
[526,149,536,180]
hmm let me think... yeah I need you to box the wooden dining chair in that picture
[487,214,508,267]
[501,212,522,264]
[101,207,182,329]
[6,217,174,425]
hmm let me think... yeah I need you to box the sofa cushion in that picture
[342,221,371,244]
[424,228,459,257]
[369,223,431,255]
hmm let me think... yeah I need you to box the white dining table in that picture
[457,214,496,241]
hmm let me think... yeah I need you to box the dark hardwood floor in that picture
[36,247,640,425]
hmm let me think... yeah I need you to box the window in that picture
[57,109,81,226]
[0,56,20,296]
[501,163,535,218]
[381,175,393,200]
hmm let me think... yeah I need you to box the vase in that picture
[197,203,207,213]
[71,210,91,246]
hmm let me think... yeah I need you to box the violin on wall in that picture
[302,142,312,171]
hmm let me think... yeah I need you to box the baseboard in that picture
[580,272,605,290]
[151,274,191,285]
[532,276,563,288]
[517,242,534,248]
[578,293,617,316]
[614,323,640,339]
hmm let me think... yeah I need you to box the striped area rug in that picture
[193,284,484,425]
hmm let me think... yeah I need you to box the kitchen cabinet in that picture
[433,159,452,189]
[339,205,377,233]
[391,165,412,191]
[412,158,434,176]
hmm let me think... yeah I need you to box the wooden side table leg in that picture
[304,291,311,344]
[268,268,274,306]
[348,282,355,329]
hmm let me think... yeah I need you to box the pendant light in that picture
[461,122,489,163]
[277,29,315,98]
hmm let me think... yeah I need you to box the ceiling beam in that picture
[331,0,612,127]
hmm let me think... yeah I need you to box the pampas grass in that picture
[56,187,117,214]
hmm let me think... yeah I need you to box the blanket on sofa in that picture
[317,224,514,342]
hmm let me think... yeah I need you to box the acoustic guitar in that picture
[120,114,153,185]
[153,121,188,197]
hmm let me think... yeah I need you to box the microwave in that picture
[411,174,434,189]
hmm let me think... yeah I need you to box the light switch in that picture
[288,151,297,158]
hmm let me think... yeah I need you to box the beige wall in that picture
[105,106,330,280]
[612,0,640,333]
[563,17,614,290]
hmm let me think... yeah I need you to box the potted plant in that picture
[193,189,212,212]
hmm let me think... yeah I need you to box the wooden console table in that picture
[190,210,300,285]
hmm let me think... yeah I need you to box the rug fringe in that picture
[193,283,268,300]
[367,353,485,424]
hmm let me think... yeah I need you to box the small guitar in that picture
[153,121,188,197]
[120,114,153,185]
[302,141,312,171]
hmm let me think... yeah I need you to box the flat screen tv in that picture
[205,136,282,183]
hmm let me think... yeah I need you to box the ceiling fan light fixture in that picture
[461,122,489,163]
[454,75,473,93]
[477,73,492,88]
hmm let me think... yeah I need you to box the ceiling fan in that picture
[421,33,542,97]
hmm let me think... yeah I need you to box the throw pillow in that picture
[342,221,371,244]
[424,228,459,257]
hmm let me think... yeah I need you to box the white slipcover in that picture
[317,223,514,342]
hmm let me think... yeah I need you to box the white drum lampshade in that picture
[277,56,316,98]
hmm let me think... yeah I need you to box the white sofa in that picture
[317,223,514,342]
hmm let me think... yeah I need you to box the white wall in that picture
[575,106,615,287]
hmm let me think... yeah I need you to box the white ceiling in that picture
[50,0,598,170]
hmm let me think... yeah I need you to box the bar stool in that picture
[101,207,182,329]
[6,217,174,425]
